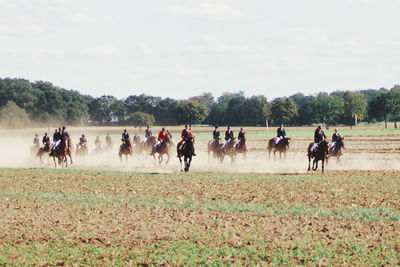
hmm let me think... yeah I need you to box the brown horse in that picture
[75,143,88,161]
[234,136,247,159]
[220,138,236,164]
[36,142,51,164]
[326,137,344,165]
[150,134,172,164]
[51,136,69,167]
[139,136,157,155]
[307,140,329,173]
[268,137,291,159]
[207,138,222,160]
[119,139,132,163]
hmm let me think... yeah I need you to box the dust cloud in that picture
[1,128,400,174]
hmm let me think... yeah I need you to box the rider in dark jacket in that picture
[276,124,286,145]
[212,126,220,144]
[330,128,341,150]
[314,126,326,143]
[122,129,130,142]
[222,126,234,149]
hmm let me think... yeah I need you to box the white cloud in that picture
[81,44,118,56]
[0,0,17,8]
[169,2,244,20]
[69,13,113,24]
[349,0,400,4]
[0,23,44,35]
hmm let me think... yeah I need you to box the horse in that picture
[234,136,247,159]
[307,140,329,173]
[36,142,51,164]
[326,137,345,165]
[50,136,69,168]
[140,136,157,155]
[92,145,103,156]
[150,134,172,164]
[268,137,291,159]
[30,143,40,156]
[119,139,132,163]
[177,137,195,172]
[75,143,88,161]
[220,138,236,164]
[207,138,222,160]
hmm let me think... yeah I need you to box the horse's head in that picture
[163,134,171,144]
[321,140,329,154]
[282,137,290,148]
[337,137,345,149]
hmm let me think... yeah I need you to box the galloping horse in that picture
[140,136,157,155]
[36,142,51,164]
[151,134,172,164]
[327,137,345,165]
[75,143,88,161]
[220,138,236,164]
[119,139,132,163]
[307,140,329,173]
[234,136,247,159]
[207,138,222,160]
[177,137,195,172]
[50,136,69,167]
[268,137,291,159]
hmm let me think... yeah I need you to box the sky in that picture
[1,0,400,100]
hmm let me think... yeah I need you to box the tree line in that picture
[1,77,400,129]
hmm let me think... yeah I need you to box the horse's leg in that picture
[322,159,325,173]
[158,154,162,164]
[166,152,170,164]
[307,155,311,171]
[178,155,183,172]
[313,159,318,171]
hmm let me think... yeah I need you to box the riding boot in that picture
[192,148,196,156]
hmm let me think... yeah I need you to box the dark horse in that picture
[307,140,329,173]
[234,136,247,160]
[36,142,51,164]
[50,136,69,167]
[268,137,291,159]
[177,137,195,172]
[119,139,132,163]
[207,138,222,160]
[327,137,345,165]
[138,136,157,155]
[151,134,172,164]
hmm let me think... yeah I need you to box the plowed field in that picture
[0,168,399,265]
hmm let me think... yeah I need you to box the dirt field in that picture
[0,126,399,265]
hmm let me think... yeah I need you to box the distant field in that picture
[5,124,400,142]
[0,168,399,265]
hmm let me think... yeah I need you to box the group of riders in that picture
[32,123,342,159]
[272,123,342,157]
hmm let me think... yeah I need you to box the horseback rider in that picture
[42,133,50,147]
[275,124,286,145]
[178,124,196,156]
[144,125,152,145]
[211,126,220,145]
[121,129,130,144]
[222,126,234,149]
[329,128,341,151]
[53,128,63,150]
[150,128,167,155]
[236,127,245,148]
[106,133,112,145]
[33,134,40,147]
[77,134,87,150]
[61,126,69,138]
[311,125,326,157]
[95,136,101,148]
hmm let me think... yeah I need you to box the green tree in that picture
[0,101,31,128]
[127,112,155,133]
[388,86,400,128]
[189,92,215,112]
[175,100,207,125]
[368,90,391,128]
[270,98,298,125]
[344,91,367,127]
[312,93,344,129]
